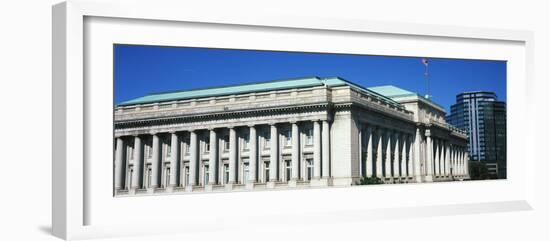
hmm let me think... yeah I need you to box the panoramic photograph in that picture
[112,44,507,196]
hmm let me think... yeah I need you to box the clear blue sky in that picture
[114,44,506,113]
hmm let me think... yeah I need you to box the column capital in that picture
[247,123,256,128]
[425,129,432,137]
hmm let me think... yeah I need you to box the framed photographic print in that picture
[52,0,535,240]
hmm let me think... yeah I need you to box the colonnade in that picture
[114,119,332,192]
[360,125,469,183]
[361,125,415,182]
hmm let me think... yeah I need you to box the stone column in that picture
[385,130,392,179]
[376,128,384,178]
[451,146,456,177]
[455,146,460,176]
[188,131,198,187]
[460,148,465,176]
[169,132,179,187]
[115,137,124,190]
[407,135,413,179]
[445,143,450,178]
[150,133,161,188]
[434,139,440,178]
[229,127,237,184]
[313,121,321,179]
[459,148,463,175]
[400,134,407,179]
[291,122,300,183]
[249,125,257,183]
[209,129,218,185]
[366,126,373,177]
[322,120,330,178]
[465,152,470,178]
[413,128,422,182]
[269,124,278,183]
[132,136,142,189]
[425,129,434,181]
[393,132,400,179]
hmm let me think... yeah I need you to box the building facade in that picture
[114,77,469,196]
[446,91,506,179]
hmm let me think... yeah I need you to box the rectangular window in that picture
[306,159,313,181]
[243,135,250,150]
[284,130,292,147]
[205,136,210,152]
[285,160,292,182]
[164,166,171,188]
[126,166,133,190]
[264,162,270,182]
[224,135,230,150]
[184,166,190,186]
[204,165,210,185]
[224,164,230,184]
[166,139,172,157]
[243,163,249,183]
[146,164,152,188]
[306,128,313,145]
[264,132,270,149]
[147,144,153,158]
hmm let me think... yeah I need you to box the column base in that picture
[310,178,330,187]
[331,177,353,186]
[288,180,298,188]
[424,175,434,182]
[224,183,234,191]
[205,184,214,192]
[245,182,256,190]
[166,185,176,192]
[185,185,194,192]
[267,181,277,189]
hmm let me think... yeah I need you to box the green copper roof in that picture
[367,85,417,98]
[118,76,402,107]
[368,85,444,110]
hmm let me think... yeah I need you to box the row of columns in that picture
[362,126,414,181]
[114,120,332,191]
[429,137,469,178]
[359,125,469,184]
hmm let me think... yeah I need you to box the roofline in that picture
[147,76,323,95]
[330,78,404,107]
[393,94,446,113]
[117,76,405,108]
[117,76,325,106]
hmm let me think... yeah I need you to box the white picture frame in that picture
[52,0,535,240]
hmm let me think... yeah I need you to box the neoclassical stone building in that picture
[114,77,469,196]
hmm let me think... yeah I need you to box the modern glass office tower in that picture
[446,91,506,179]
